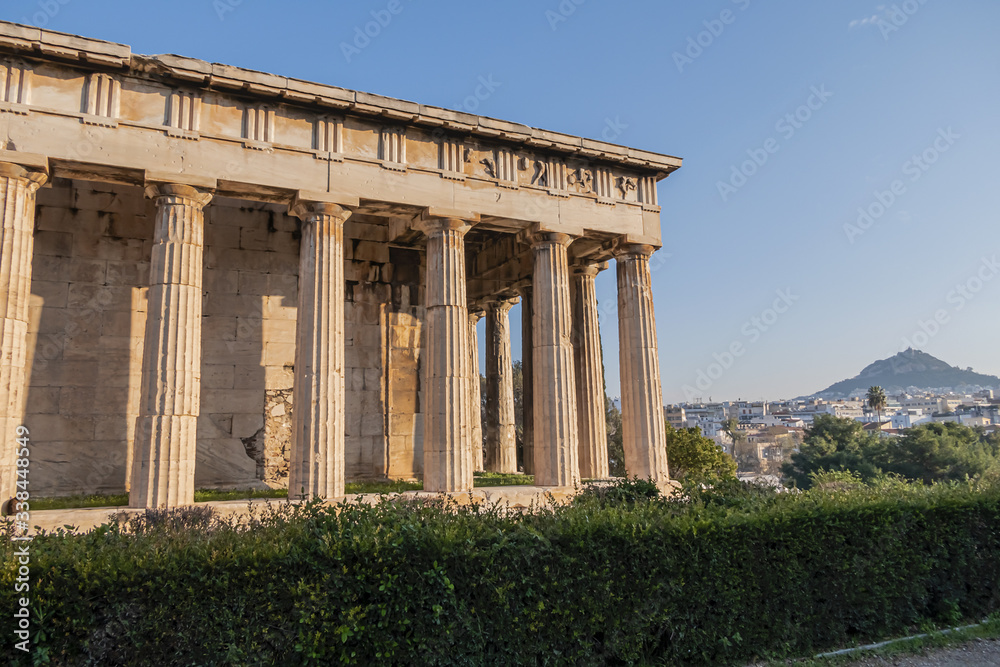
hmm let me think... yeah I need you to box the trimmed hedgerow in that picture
[2,479,999,666]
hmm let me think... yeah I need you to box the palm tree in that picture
[721,417,754,469]
[866,385,887,425]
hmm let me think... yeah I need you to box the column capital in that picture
[571,261,608,279]
[144,182,213,208]
[612,241,656,259]
[289,190,359,221]
[486,294,520,313]
[528,230,575,248]
[469,308,485,323]
[289,200,354,223]
[415,208,479,236]
[0,158,48,191]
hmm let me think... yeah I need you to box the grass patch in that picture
[193,488,287,502]
[473,471,534,486]
[343,480,423,494]
[29,493,129,511]
[761,613,1000,666]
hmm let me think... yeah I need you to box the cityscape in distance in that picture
[663,348,1000,477]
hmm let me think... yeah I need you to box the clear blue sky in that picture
[10,0,999,402]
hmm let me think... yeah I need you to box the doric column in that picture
[531,232,580,487]
[519,284,534,475]
[0,161,47,512]
[130,183,212,508]
[287,200,352,500]
[419,214,474,493]
[468,309,484,472]
[484,296,518,474]
[572,264,609,479]
[614,243,669,482]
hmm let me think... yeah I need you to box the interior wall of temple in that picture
[23,181,426,496]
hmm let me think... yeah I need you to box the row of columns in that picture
[449,229,671,490]
[0,159,669,509]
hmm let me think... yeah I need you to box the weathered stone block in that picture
[31,280,70,308]
[69,258,107,283]
[202,364,235,389]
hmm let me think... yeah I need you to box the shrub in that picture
[2,480,999,665]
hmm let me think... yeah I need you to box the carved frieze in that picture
[82,72,120,126]
[568,167,593,194]
[0,60,30,113]
[638,176,658,207]
[495,147,516,186]
[243,104,275,149]
[379,127,406,169]
[314,116,344,160]
[617,176,637,199]
[166,90,201,139]
[440,136,464,179]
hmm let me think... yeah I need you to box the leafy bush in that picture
[3,478,1000,665]
[783,415,1000,489]
[664,425,738,482]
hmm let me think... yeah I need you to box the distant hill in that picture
[812,349,1000,398]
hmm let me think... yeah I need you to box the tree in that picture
[781,414,884,489]
[721,417,757,472]
[605,397,625,476]
[880,421,1000,484]
[511,360,524,464]
[664,425,737,482]
[720,417,742,455]
[866,385,887,424]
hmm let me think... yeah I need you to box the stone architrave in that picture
[0,160,47,510]
[468,309,484,471]
[531,232,580,487]
[130,183,213,508]
[615,243,669,482]
[572,264,609,479]
[419,214,474,493]
[519,285,534,475]
[484,296,518,474]
[287,200,353,500]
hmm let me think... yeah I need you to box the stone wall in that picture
[24,181,426,497]
[26,178,151,495]
[199,196,298,491]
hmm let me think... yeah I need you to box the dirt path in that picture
[840,638,1000,665]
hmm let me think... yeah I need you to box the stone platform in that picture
[12,486,582,535]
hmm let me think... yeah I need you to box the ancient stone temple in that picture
[0,22,680,508]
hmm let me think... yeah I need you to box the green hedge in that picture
[3,480,999,665]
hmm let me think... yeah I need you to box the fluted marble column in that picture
[468,309,484,472]
[420,216,473,493]
[572,264,609,479]
[519,285,534,475]
[531,232,580,487]
[485,296,518,473]
[0,162,47,511]
[287,201,352,500]
[130,183,212,508]
[615,243,669,482]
